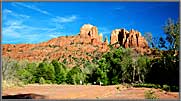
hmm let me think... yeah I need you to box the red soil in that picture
[2,84,179,100]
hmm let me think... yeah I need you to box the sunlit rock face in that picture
[110,28,148,48]
[110,28,149,54]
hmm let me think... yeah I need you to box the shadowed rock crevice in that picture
[118,31,124,47]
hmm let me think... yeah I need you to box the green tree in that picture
[158,37,167,49]
[35,61,56,84]
[136,55,150,83]
[146,51,179,89]
[66,66,86,85]
[51,60,67,84]
[92,58,109,85]
[120,53,133,83]
[94,47,134,85]
[164,18,179,50]
[17,63,37,84]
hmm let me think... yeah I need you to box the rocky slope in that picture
[2,24,150,67]
[2,24,109,67]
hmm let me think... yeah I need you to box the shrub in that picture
[144,89,159,99]
[39,77,46,84]
[162,84,170,91]
[133,83,161,89]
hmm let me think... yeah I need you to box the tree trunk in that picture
[133,66,135,82]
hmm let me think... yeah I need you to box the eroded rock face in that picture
[79,24,104,46]
[110,29,148,49]
[80,24,98,39]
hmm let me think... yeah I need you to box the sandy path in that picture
[2,84,179,99]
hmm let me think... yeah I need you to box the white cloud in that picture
[3,3,79,44]
[3,9,30,19]
[2,18,73,43]
[13,3,52,16]
[52,15,77,23]
[11,3,78,24]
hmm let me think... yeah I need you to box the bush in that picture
[144,89,159,99]
[162,84,170,91]
[39,77,46,84]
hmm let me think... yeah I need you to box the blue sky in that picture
[2,2,179,44]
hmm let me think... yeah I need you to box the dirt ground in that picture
[2,84,179,100]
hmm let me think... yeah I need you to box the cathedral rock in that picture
[110,29,148,49]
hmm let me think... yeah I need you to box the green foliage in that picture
[133,83,161,89]
[51,60,67,84]
[35,61,56,83]
[162,84,170,91]
[92,64,109,85]
[39,77,46,84]
[164,18,179,50]
[144,89,159,99]
[17,63,37,84]
[135,55,150,83]
[146,51,179,89]
[158,37,167,49]
[66,66,86,84]
[91,47,135,85]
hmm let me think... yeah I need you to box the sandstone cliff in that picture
[110,28,149,54]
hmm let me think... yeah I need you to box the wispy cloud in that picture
[3,18,76,44]
[52,15,77,23]
[3,3,79,44]
[12,3,78,24]
[12,3,52,16]
[3,9,30,19]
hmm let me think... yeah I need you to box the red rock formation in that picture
[79,24,102,42]
[110,28,148,49]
